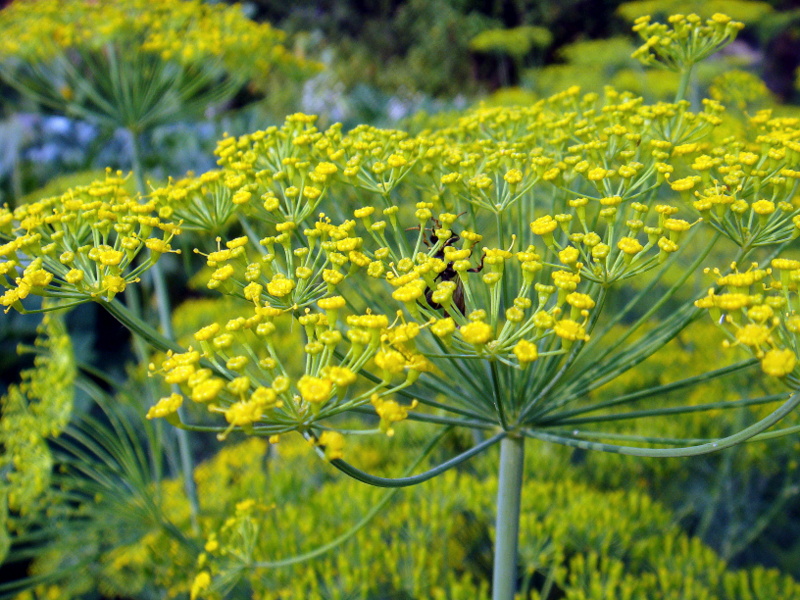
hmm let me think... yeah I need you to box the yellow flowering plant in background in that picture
[0,310,74,563]
[0,0,320,193]
[0,0,317,129]
[3,11,800,599]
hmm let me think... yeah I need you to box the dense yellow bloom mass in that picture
[0,310,74,537]
[0,0,315,83]
[6,11,800,463]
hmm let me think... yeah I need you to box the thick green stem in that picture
[674,63,694,104]
[127,126,199,531]
[492,435,525,600]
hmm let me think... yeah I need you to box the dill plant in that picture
[2,11,800,599]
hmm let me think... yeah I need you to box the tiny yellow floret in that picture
[513,339,539,364]
[530,215,558,235]
[761,349,796,377]
[618,237,644,255]
[297,375,333,404]
[461,321,493,345]
[317,431,345,460]
[146,393,183,419]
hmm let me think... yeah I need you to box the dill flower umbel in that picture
[143,70,800,455]
[11,19,796,453]
[631,13,744,71]
[0,171,179,310]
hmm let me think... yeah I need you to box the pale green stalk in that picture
[492,435,525,600]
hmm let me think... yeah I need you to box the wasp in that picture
[411,217,484,316]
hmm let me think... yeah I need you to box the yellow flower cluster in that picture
[530,198,693,284]
[0,171,179,310]
[0,0,317,88]
[151,170,243,234]
[696,260,800,381]
[666,111,800,248]
[632,13,744,71]
[150,296,429,448]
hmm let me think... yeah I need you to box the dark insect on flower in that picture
[411,217,484,316]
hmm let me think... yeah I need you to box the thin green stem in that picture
[748,424,800,442]
[492,435,525,600]
[544,391,784,427]
[350,405,495,430]
[490,360,509,429]
[103,298,182,353]
[322,430,507,488]
[252,426,451,568]
[522,388,800,457]
[540,359,758,424]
